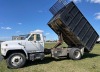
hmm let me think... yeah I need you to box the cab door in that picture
[25,34,44,53]
[35,34,44,52]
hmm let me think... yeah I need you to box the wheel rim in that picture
[74,51,81,58]
[11,55,23,66]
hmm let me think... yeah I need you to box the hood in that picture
[1,40,26,46]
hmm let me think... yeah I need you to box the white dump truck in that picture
[0,1,99,69]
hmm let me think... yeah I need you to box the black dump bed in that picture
[48,1,99,52]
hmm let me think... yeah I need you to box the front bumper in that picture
[0,55,4,61]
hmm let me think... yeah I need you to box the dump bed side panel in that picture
[48,2,99,52]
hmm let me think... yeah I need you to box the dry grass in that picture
[0,43,100,72]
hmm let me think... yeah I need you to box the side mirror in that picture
[18,43,22,45]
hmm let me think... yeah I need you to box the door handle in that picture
[34,41,36,43]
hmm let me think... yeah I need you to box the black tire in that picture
[69,48,82,60]
[6,53,26,69]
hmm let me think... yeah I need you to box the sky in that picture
[0,0,100,41]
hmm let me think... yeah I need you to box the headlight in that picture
[1,48,7,52]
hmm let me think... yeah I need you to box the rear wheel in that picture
[6,53,26,69]
[69,48,82,60]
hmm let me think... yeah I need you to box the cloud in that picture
[45,33,50,35]
[6,27,12,30]
[31,29,44,33]
[18,23,22,25]
[87,0,100,3]
[15,31,24,35]
[1,27,12,30]
[94,12,100,20]
[91,0,100,3]
[70,0,82,3]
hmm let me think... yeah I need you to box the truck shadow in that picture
[82,53,100,59]
[24,53,100,68]
[24,57,68,68]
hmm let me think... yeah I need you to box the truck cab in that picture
[1,31,45,68]
[25,32,44,53]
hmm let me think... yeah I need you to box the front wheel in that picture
[6,53,26,69]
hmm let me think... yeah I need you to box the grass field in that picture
[0,43,100,72]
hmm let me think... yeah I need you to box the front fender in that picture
[1,45,28,59]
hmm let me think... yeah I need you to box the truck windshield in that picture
[25,34,30,39]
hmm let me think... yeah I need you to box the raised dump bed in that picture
[48,1,99,52]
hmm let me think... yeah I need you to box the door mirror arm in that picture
[34,41,36,43]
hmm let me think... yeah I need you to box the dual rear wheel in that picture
[69,48,82,60]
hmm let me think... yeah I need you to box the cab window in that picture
[36,34,41,41]
[28,34,41,41]
[28,34,34,41]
